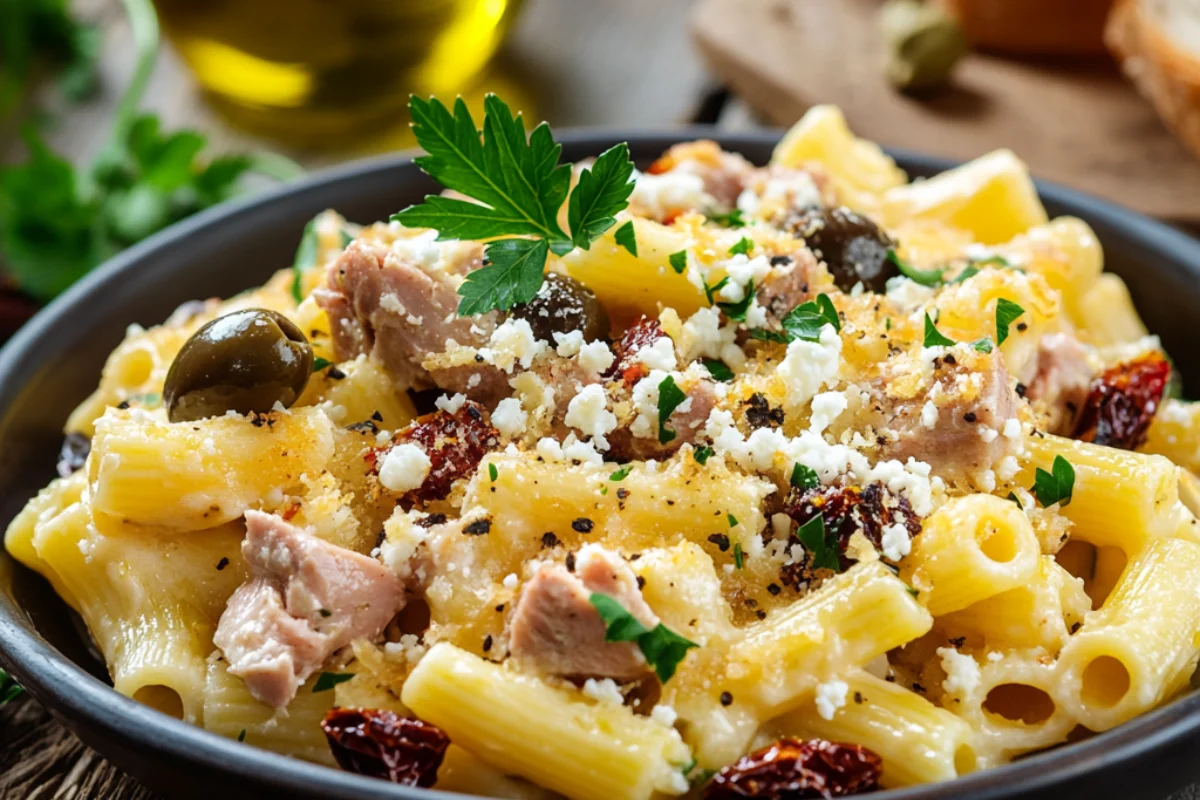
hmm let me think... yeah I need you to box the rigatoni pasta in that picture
[7,96,1200,799]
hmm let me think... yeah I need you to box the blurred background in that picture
[3,0,1200,796]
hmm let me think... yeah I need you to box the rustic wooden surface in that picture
[3,0,1200,798]
[692,0,1200,222]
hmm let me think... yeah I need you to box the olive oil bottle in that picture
[154,0,522,143]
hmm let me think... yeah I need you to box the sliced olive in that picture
[793,207,898,293]
[164,308,313,422]
[508,273,610,343]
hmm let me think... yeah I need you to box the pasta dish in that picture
[9,96,1200,798]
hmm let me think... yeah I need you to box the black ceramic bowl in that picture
[2,131,1200,800]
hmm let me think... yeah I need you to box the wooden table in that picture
[2,1,1198,798]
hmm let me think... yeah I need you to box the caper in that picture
[793,207,899,293]
[508,273,611,343]
[164,308,313,423]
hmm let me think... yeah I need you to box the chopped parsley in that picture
[972,338,994,353]
[995,299,1025,346]
[733,542,744,569]
[797,514,840,571]
[237,729,247,742]
[970,254,1010,267]
[703,275,729,305]
[922,313,956,347]
[727,513,739,527]
[488,462,498,481]
[290,216,320,303]
[790,463,820,490]
[887,249,944,286]
[312,672,355,693]
[589,593,699,682]
[656,376,688,444]
[752,293,839,343]
[703,359,734,381]
[610,465,632,481]
[729,237,753,256]
[693,446,714,465]
[1007,491,1023,508]
[1032,455,1075,508]
[392,95,636,315]
[950,265,980,284]
[312,356,332,372]
[614,220,638,256]
[668,250,688,274]
[716,280,755,322]
[707,208,746,228]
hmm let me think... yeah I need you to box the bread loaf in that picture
[937,0,1115,55]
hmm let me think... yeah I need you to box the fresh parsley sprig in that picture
[615,220,637,256]
[0,0,99,112]
[657,375,688,444]
[797,514,840,571]
[790,463,820,490]
[392,95,636,316]
[923,312,994,353]
[590,593,698,682]
[995,298,1025,345]
[1032,455,1075,508]
[751,293,840,344]
[312,671,355,693]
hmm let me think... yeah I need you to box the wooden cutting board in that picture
[692,0,1200,222]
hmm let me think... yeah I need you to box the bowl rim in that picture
[2,127,1200,800]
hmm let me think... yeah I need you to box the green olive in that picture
[164,308,313,423]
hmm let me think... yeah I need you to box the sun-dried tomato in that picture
[706,738,881,799]
[374,401,499,503]
[607,316,666,387]
[1071,351,1169,451]
[784,482,921,570]
[321,708,450,787]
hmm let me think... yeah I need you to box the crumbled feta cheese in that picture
[1002,417,1022,439]
[630,370,670,439]
[502,573,519,590]
[629,170,714,220]
[809,391,848,435]
[378,443,431,493]
[978,425,999,443]
[938,647,981,697]
[886,276,937,312]
[435,392,467,414]
[564,385,618,450]
[553,330,585,357]
[677,307,745,367]
[650,704,678,727]
[880,523,912,561]
[815,679,849,721]
[536,437,564,462]
[777,325,841,407]
[996,455,1020,481]
[491,397,528,439]
[920,400,939,429]
[771,512,793,539]
[578,340,616,374]
[633,337,678,372]
[480,318,546,372]
[582,678,625,705]
[718,279,745,303]
[562,434,605,466]
[704,408,746,454]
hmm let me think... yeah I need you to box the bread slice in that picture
[1107,0,1200,160]
[936,0,1115,56]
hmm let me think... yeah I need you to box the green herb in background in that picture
[0,0,99,111]
[0,0,302,304]
[0,667,22,705]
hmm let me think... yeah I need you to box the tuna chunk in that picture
[315,239,506,400]
[509,545,658,681]
[1026,332,1094,435]
[607,377,718,462]
[883,349,1020,478]
[755,249,819,322]
[214,510,406,707]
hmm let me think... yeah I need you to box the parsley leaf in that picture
[568,143,636,250]
[733,542,744,569]
[717,280,754,322]
[703,359,734,381]
[657,375,688,444]
[1032,455,1075,508]
[972,338,994,354]
[888,249,944,286]
[971,254,1010,267]
[707,208,746,228]
[761,293,841,343]
[0,667,22,705]
[290,216,320,303]
[614,220,637,256]
[1007,491,1023,508]
[0,0,99,111]
[950,265,980,284]
[729,237,753,256]
[457,238,549,316]
[312,356,332,372]
[393,95,635,315]
[995,298,1025,346]
[693,445,713,465]
[703,276,729,305]
[668,250,687,274]
[790,463,820,490]
[488,462,498,481]
[727,513,739,527]
[312,671,355,693]
[610,465,632,481]
[923,313,956,347]
[237,729,247,742]
[797,514,840,571]
[590,593,699,683]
